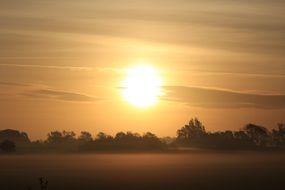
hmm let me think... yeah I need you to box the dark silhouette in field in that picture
[0,118,285,153]
[26,177,49,190]
[39,177,48,190]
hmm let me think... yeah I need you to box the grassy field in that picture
[0,152,285,190]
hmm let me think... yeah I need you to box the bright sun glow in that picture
[122,64,162,108]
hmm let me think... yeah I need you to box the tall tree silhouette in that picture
[177,118,206,146]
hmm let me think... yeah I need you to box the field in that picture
[0,152,285,190]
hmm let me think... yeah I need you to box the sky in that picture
[0,0,285,140]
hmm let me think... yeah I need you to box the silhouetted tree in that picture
[96,132,113,141]
[233,130,253,148]
[142,132,164,149]
[114,132,142,150]
[0,140,16,152]
[272,123,285,147]
[243,124,269,146]
[206,131,237,149]
[115,132,127,140]
[62,131,76,142]
[0,129,30,143]
[47,131,63,144]
[234,131,249,141]
[176,118,207,146]
[143,132,158,140]
[78,131,93,143]
[47,130,76,144]
[115,132,140,142]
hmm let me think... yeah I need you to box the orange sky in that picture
[0,0,285,140]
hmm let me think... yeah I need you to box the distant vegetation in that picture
[175,118,285,150]
[0,118,285,153]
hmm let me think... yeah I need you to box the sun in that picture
[121,64,162,108]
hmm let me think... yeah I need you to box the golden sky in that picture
[0,0,285,139]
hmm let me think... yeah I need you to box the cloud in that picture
[0,81,28,86]
[24,89,99,102]
[163,86,285,109]
[184,70,285,79]
[0,64,92,71]
[1,0,285,56]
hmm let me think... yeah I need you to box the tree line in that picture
[175,118,285,150]
[0,118,285,153]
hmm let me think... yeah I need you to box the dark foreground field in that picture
[0,152,285,190]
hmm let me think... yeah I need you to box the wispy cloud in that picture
[23,89,99,102]
[0,63,92,71]
[0,81,28,86]
[163,86,285,109]
[1,0,285,56]
[189,71,285,79]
